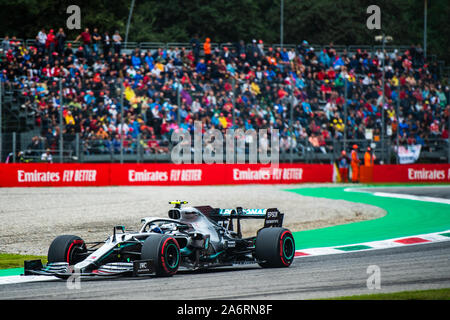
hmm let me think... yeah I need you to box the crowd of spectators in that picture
[1,27,449,160]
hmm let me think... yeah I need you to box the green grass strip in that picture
[325,288,450,300]
[287,187,450,250]
[0,267,24,277]
[0,253,46,271]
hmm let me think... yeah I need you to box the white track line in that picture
[0,275,58,285]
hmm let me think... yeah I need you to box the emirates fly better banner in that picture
[372,164,450,183]
[2,163,449,187]
[0,163,333,187]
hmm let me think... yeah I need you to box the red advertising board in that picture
[0,163,333,187]
[109,163,333,186]
[2,163,449,187]
[0,163,110,187]
[109,163,221,186]
[372,164,450,183]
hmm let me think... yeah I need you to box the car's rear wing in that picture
[217,208,268,218]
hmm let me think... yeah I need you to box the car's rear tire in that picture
[141,234,180,277]
[255,227,295,268]
[47,235,86,265]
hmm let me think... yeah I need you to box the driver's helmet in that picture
[150,225,163,234]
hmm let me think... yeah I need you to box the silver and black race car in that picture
[24,201,296,279]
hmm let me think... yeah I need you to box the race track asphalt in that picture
[0,240,449,300]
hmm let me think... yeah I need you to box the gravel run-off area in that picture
[0,184,386,255]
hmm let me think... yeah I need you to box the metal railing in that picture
[5,147,75,163]
[3,131,449,164]
[0,38,435,57]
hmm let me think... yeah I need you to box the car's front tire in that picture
[47,235,87,265]
[141,234,180,277]
[255,227,295,268]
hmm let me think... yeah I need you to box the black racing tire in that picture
[47,235,86,265]
[141,234,180,277]
[255,227,295,268]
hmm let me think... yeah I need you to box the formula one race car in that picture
[24,201,295,279]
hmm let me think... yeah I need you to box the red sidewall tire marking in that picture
[160,237,180,275]
[66,240,84,264]
[279,231,293,266]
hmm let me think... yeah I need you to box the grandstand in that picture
[0,32,449,164]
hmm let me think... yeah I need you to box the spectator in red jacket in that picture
[45,29,56,53]
[75,28,92,56]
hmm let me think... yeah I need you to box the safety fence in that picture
[3,131,448,165]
